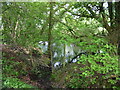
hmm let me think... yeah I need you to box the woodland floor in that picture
[2,44,120,89]
[2,44,53,88]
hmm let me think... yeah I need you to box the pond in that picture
[38,41,85,68]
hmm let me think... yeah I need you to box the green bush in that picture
[65,38,119,88]
[2,58,27,77]
[2,77,35,88]
[1,58,34,88]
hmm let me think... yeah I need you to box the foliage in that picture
[1,58,34,88]
[2,2,120,88]
[2,2,48,47]
[65,37,119,88]
[2,77,34,88]
[2,58,27,77]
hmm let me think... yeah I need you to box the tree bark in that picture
[108,2,113,27]
[63,44,66,67]
[48,2,53,67]
[109,2,120,45]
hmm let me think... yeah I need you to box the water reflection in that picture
[38,41,48,53]
[54,62,61,68]
[38,41,83,68]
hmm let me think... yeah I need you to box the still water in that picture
[38,41,83,68]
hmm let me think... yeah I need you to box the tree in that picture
[67,2,120,46]
[48,2,54,67]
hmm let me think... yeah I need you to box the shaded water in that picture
[38,41,84,68]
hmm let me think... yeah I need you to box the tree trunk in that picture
[48,2,53,67]
[63,44,66,67]
[106,2,120,46]
[108,2,113,27]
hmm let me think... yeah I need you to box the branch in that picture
[66,9,94,18]
[69,52,87,63]
[57,20,77,38]
[40,4,70,35]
